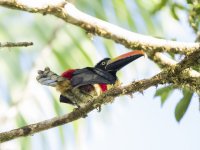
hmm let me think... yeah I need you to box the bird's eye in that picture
[101,62,106,65]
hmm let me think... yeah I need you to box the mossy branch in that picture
[0,42,33,48]
[0,0,199,54]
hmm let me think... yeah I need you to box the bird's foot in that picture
[122,89,127,95]
[128,93,134,98]
[73,105,88,118]
[93,103,102,112]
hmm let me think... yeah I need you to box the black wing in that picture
[71,67,116,88]
[59,95,74,105]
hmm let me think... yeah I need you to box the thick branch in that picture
[0,1,199,54]
[162,49,200,94]
[153,52,200,93]
[0,72,165,143]
[0,41,33,48]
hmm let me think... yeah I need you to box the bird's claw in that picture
[128,93,134,98]
[73,106,88,118]
[122,89,127,95]
[93,103,102,112]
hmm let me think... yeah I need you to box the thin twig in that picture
[0,42,33,48]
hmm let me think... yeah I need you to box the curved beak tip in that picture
[141,52,146,58]
[134,50,146,58]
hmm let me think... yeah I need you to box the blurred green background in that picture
[0,0,200,150]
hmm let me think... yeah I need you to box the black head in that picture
[95,58,111,71]
[95,50,144,74]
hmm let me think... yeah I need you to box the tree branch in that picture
[0,71,166,143]
[0,1,199,54]
[152,52,200,94]
[0,41,33,48]
[163,49,200,94]
[0,48,199,143]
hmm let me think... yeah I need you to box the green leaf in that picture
[192,65,200,72]
[171,4,180,20]
[16,112,31,150]
[151,0,168,14]
[168,52,175,59]
[175,89,193,122]
[135,0,157,34]
[170,3,187,21]
[52,94,62,115]
[187,0,192,4]
[94,0,108,20]
[111,0,137,30]
[154,86,173,106]
[52,48,72,69]
[64,29,93,66]
[50,94,65,144]
[16,112,28,126]
[174,3,187,10]
[58,126,65,145]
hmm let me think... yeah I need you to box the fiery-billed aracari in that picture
[37,50,144,107]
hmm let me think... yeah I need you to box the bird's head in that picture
[95,58,111,70]
[95,50,145,74]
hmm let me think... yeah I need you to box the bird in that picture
[36,50,144,107]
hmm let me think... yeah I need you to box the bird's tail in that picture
[36,67,66,87]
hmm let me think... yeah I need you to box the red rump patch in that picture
[61,69,76,79]
[99,83,107,92]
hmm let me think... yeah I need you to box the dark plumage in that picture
[71,67,116,88]
[37,50,145,107]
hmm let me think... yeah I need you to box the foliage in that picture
[154,85,174,106]
[175,89,193,122]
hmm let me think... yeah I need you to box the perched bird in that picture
[37,50,144,107]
